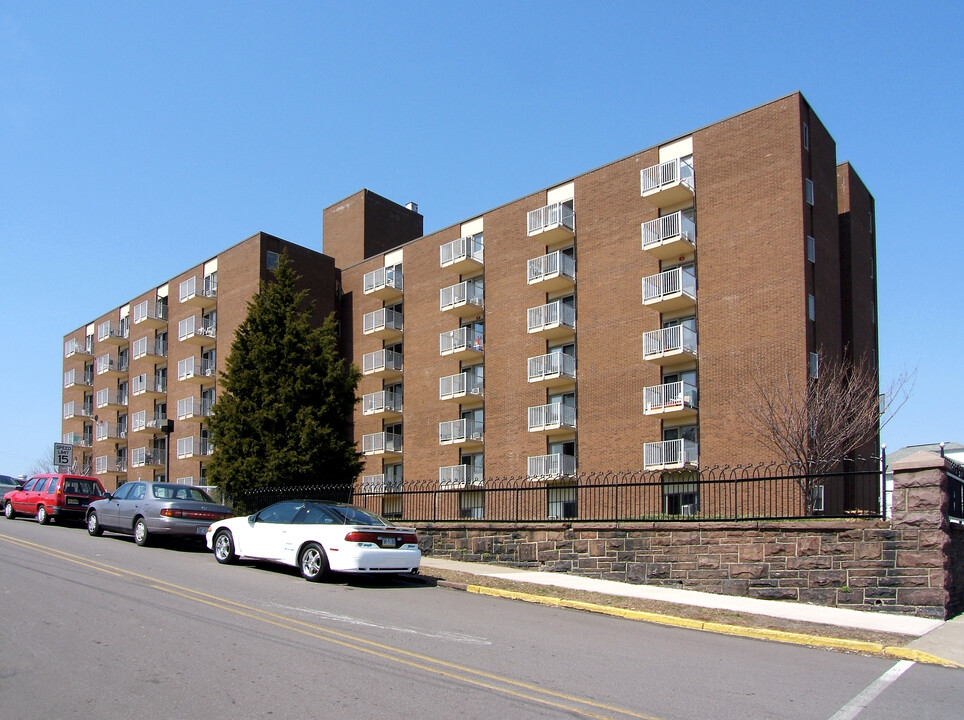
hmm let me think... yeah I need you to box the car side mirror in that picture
[248,514,258,524]
[104,492,113,500]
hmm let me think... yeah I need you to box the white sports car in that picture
[205,500,421,581]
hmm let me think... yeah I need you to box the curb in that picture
[437,581,962,669]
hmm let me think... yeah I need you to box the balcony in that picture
[527,202,575,247]
[439,419,483,448]
[527,453,576,481]
[362,432,402,458]
[640,156,694,207]
[179,275,218,308]
[97,320,129,345]
[130,411,168,436]
[96,353,129,378]
[176,436,214,460]
[95,456,127,476]
[363,264,403,301]
[95,389,128,410]
[440,235,484,273]
[641,211,696,259]
[362,349,402,380]
[130,447,164,469]
[642,325,698,366]
[643,381,699,419]
[178,316,217,345]
[64,338,93,358]
[177,356,216,383]
[642,266,697,311]
[131,373,167,398]
[132,300,168,328]
[439,464,484,490]
[132,336,167,360]
[527,352,576,388]
[62,432,86,447]
[362,390,402,418]
[527,300,575,339]
[439,327,484,360]
[361,474,403,493]
[527,250,575,292]
[95,422,128,442]
[64,368,94,389]
[63,401,94,420]
[643,438,698,470]
[440,280,484,318]
[177,397,213,422]
[439,371,484,404]
[527,404,576,436]
[362,308,403,341]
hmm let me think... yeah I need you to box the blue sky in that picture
[1,1,961,476]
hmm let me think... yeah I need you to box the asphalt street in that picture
[0,518,959,719]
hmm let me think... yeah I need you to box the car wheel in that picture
[213,530,237,564]
[134,518,150,546]
[3,502,15,519]
[299,542,328,582]
[37,505,49,525]
[86,511,104,537]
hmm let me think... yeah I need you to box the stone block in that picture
[729,563,768,579]
[854,543,882,561]
[798,588,837,604]
[822,541,854,556]
[918,531,948,550]
[740,544,765,563]
[809,570,847,588]
[787,556,832,570]
[626,563,647,582]
[698,555,721,569]
[749,587,798,601]
[895,550,945,569]
[896,587,947,607]
[798,536,821,556]
[648,563,671,579]
[722,579,749,596]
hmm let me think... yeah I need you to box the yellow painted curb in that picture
[462,584,963,668]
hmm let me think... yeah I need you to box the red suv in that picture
[2,474,106,525]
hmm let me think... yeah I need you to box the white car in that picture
[205,500,421,581]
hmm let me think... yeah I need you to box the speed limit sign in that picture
[54,443,73,468]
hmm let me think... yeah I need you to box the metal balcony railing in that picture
[643,381,699,413]
[643,439,699,470]
[527,453,577,479]
[439,372,484,400]
[362,349,403,374]
[440,235,484,268]
[640,157,694,196]
[527,404,577,432]
[362,432,402,455]
[643,325,698,358]
[527,202,574,236]
[527,352,576,383]
[641,211,696,251]
[527,250,575,285]
[527,301,576,334]
[642,266,697,304]
[362,390,402,415]
[440,280,484,312]
[439,419,483,445]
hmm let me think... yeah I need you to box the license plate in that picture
[66,498,80,505]
[196,526,208,535]
[380,536,396,548]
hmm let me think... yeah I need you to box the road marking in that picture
[828,660,914,720]
[1,533,663,720]
[269,603,492,644]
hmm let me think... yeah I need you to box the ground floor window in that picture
[547,485,577,519]
[662,471,699,516]
[460,490,484,519]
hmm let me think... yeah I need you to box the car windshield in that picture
[151,483,214,502]
[322,503,389,527]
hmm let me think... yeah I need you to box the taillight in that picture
[160,509,229,521]
[344,531,418,546]
[344,531,381,543]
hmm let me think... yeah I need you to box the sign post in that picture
[53,443,73,471]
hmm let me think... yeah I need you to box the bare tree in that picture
[742,349,914,513]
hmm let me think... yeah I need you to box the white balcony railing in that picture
[440,235,484,269]
[130,447,163,468]
[643,439,698,470]
[527,202,574,236]
[96,354,129,375]
[643,381,698,413]
[97,320,128,343]
[63,401,94,419]
[177,396,214,420]
[363,308,403,335]
[177,356,216,381]
[95,422,127,442]
[95,388,128,409]
[439,327,484,356]
[527,453,576,479]
[642,266,697,304]
[439,372,484,400]
[95,456,127,474]
[179,275,218,304]
[440,280,484,312]
[640,157,694,196]
[133,300,168,324]
[130,411,168,433]
[362,473,404,493]
[176,436,213,459]
[363,264,403,295]
[64,338,93,357]
[132,336,167,359]
[527,250,575,285]
[362,390,402,415]
[439,464,484,489]
[641,211,696,252]
[527,353,576,383]
[439,419,483,445]
[362,349,403,375]
[642,325,698,359]
[362,432,402,455]
[178,316,217,342]
[527,301,575,334]
[527,403,577,432]
[132,373,167,396]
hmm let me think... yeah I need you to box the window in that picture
[460,491,484,519]
[805,179,814,206]
[807,236,815,263]
[662,471,699,515]
[809,352,819,379]
[460,453,484,484]
[547,486,577,519]
[808,294,816,321]
[256,501,302,524]
[802,122,810,151]
[266,251,280,271]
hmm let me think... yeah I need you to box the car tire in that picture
[299,542,328,582]
[87,511,104,537]
[3,502,15,520]
[37,505,49,525]
[134,517,150,546]
[213,530,237,564]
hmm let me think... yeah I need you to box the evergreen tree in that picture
[207,252,361,505]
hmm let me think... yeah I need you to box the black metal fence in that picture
[240,459,885,523]
[948,458,964,524]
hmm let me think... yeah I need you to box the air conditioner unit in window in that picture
[469,387,483,395]
[812,486,825,512]
[681,504,696,516]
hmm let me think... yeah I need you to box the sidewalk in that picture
[420,556,964,668]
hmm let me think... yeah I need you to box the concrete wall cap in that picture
[891,450,949,472]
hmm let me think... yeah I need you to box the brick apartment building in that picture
[61,92,878,518]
